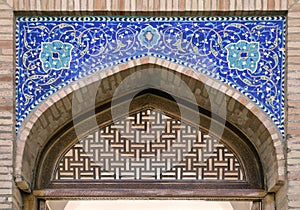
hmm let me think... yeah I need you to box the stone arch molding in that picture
[15,57,284,195]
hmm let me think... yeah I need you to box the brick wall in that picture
[13,0,288,11]
[0,0,14,209]
[287,1,300,209]
[0,0,297,209]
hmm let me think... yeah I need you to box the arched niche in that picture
[35,91,263,192]
[14,59,284,208]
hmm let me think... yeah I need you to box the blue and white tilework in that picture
[16,16,286,136]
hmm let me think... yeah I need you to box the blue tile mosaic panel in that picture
[16,16,286,136]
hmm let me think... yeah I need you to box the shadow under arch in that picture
[14,57,284,197]
[35,89,264,192]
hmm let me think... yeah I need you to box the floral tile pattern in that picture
[40,40,73,72]
[16,16,286,137]
[225,40,260,73]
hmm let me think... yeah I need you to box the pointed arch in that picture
[15,57,284,195]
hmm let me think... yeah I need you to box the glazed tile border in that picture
[16,16,286,137]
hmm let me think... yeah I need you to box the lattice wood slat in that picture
[54,109,245,181]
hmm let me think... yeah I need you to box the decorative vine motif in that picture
[16,16,285,136]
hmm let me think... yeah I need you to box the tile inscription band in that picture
[16,16,286,136]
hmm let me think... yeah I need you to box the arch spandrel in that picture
[16,16,286,137]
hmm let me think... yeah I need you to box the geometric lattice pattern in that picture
[16,17,285,137]
[54,109,245,181]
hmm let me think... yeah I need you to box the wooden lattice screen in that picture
[54,109,245,181]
